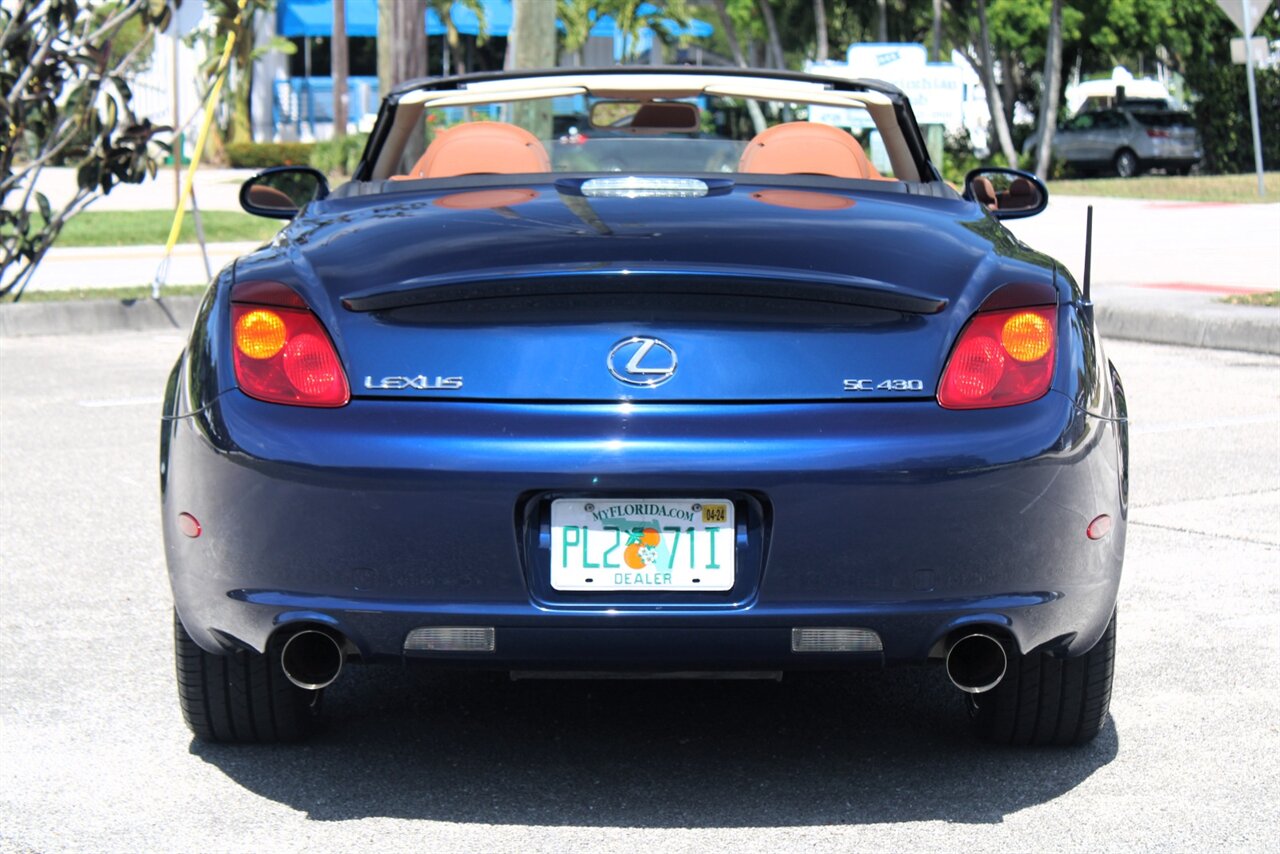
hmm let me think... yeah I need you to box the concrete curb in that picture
[0,296,201,339]
[1094,303,1280,355]
[1,296,1277,355]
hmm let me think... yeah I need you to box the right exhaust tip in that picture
[945,633,1008,694]
[280,628,345,691]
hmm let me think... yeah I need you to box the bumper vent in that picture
[404,626,495,653]
[791,627,883,653]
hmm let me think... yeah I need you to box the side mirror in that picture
[239,166,329,219]
[962,167,1048,220]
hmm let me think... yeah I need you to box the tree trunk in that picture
[229,32,254,145]
[814,0,828,62]
[711,0,767,134]
[377,0,427,170]
[332,0,349,138]
[377,0,427,95]
[758,0,786,69]
[976,0,1018,167]
[877,0,888,42]
[931,0,942,62]
[1033,0,1063,181]
[446,20,467,76]
[508,0,556,138]
[1000,49,1017,129]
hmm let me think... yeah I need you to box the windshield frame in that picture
[355,67,936,185]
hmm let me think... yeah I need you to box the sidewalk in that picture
[29,166,255,212]
[22,241,261,291]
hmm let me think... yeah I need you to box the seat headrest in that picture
[971,176,997,208]
[395,121,551,180]
[737,122,884,181]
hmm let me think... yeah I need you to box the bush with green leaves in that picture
[309,133,370,177]
[225,142,317,170]
[1,0,174,300]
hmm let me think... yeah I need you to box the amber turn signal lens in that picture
[235,309,287,360]
[1001,311,1053,362]
[938,306,1056,409]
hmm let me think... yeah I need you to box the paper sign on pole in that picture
[1231,36,1272,64]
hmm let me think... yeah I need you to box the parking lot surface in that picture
[1,332,1277,852]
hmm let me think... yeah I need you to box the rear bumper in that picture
[162,387,1127,668]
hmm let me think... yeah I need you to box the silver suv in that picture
[1027,108,1202,178]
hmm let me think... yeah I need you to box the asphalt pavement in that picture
[0,332,1277,851]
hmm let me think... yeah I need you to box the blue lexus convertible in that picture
[162,67,1127,746]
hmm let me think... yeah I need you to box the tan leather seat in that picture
[1000,177,1037,210]
[394,121,551,180]
[738,122,886,181]
[971,176,997,209]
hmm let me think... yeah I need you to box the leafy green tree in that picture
[192,0,294,147]
[430,0,488,75]
[1,0,174,299]
[1170,2,1278,174]
[558,0,693,64]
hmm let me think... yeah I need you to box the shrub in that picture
[309,133,370,176]
[225,142,316,169]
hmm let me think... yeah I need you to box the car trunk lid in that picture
[265,179,1057,403]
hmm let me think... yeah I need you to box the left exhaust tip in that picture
[945,633,1008,694]
[279,628,344,690]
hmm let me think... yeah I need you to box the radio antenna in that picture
[1083,205,1093,302]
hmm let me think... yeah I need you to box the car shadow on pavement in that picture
[190,664,1118,826]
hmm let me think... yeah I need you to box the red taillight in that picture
[1146,128,1170,138]
[231,284,349,407]
[938,306,1056,409]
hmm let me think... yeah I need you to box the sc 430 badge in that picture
[364,375,464,390]
[844,378,925,392]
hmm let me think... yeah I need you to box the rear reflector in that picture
[404,627,496,653]
[1087,514,1113,540]
[791,627,883,653]
[938,305,1057,409]
[177,512,201,538]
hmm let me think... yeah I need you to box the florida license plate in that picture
[550,498,736,591]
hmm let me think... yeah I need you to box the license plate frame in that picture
[549,498,736,592]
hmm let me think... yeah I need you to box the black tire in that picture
[1114,149,1140,178]
[1175,164,1193,176]
[968,610,1116,746]
[174,610,316,743]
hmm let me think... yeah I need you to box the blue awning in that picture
[277,0,378,37]
[278,0,710,41]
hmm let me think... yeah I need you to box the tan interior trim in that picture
[400,86,587,107]
[701,83,892,108]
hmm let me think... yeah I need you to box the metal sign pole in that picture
[1241,0,1266,196]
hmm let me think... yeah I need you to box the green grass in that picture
[45,210,281,247]
[1221,291,1280,307]
[4,285,207,303]
[1047,172,1280,204]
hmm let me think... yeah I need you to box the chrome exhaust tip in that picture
[280,628,344,690]
[945,633,1008,694]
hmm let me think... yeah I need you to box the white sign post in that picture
[1217,0,1271,196]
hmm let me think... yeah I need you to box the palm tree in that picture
[428,0,488,76]
[814,0,828,63]
[332,0,348,137]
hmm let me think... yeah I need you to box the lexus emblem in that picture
[607,336,678,387]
